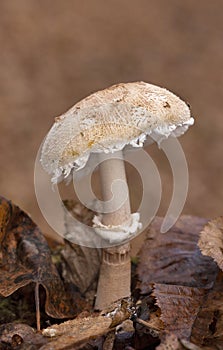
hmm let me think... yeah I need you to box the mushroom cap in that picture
[41,81,194,182]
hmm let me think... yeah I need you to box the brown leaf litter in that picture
[0,195,75,331]
[2,197,223,349]
[198,216,223,271]
[137,216,223,349]
[61,200,101,303]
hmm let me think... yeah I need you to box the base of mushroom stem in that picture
[94,243,131,310]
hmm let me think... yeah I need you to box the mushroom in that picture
[40,81,194,310]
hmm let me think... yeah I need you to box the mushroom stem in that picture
[95,150,131,310]
[98,151,131,226]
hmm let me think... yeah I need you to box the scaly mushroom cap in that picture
[41,81,194,182]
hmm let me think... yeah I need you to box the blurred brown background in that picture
[0,0,223,239]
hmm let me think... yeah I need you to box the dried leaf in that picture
[0,323,47,348]
[157,333,185,350]
[41,300,133,349]
[136,215,219,343]
[114,320,135,350]
[180,340,212,350]
[107,299,132,328]
[41,315,112,349]
[137,216,218,294]
[61,242,100,294]
[198,217,223,271]
[191,271,223,349]
[61,200,101,298]
[102,331,115,350]
[153,284,206,339]
[0,195,75,319]
[134,316,163,338]
[157,332,209,350]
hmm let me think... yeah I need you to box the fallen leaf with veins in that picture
[191,271,223,349]
[137,216,218,294]
[198,216,223,271]
[0,195,75,328]
[136,216,219,344]
[153,284,206,339]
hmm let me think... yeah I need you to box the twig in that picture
[35,282,41,332]
[134,317,160,332]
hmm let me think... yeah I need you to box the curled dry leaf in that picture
[198,216,223,271]
[61,200,100,300]
[191,271,223,349]
[0,323,47,348]
[41,299,133,350]
[153,284,206,339]
[137,216,218,294]
[0,195,75,319]
[107,298,132,328]
[42,315,112,349]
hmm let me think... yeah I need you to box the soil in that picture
[0,0,223,243]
